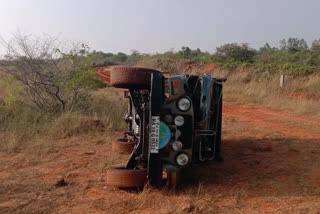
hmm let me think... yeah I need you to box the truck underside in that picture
[96,67,226,188]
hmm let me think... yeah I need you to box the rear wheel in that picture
[110,67,161,89]
[112,138,135,154]
[106,167,147,188]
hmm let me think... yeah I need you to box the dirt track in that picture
[0,102,319,214]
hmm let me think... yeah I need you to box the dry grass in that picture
[93,185,227,214]
[130,61,320,119]
[1,65,320,155]
[209,69,320,120]
[0,87,127,153]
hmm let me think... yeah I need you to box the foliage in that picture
[86,36,320,77]
[311,39,320,52]
[280,38,308,53]
[215,43,256,63]
[177,46,209,61]
[256,43,278,59]
[0,33,103,112]
[0,75,22,105]
[91,51,128,66]
[87,37,320,77]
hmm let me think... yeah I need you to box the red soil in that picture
[205,63,217,73]
[0,102,320,213]
[287,91,320,103]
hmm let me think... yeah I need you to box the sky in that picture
[0,0,320,54]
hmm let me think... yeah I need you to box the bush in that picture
[0,33,103,112]
[215,43,256,63]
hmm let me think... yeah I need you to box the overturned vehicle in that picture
[106,67,226,188]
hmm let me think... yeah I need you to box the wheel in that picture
[106,167,147,188]
[112,138,135,154]
[110,67,161,89]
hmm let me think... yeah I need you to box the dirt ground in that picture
[0,102,319,214]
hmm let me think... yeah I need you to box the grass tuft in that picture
[0,87,127,153]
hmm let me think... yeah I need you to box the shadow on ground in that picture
[181,137,320,198]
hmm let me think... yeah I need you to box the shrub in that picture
[215,43,256,63]
[0,33,103,112]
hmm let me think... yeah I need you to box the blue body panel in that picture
[200,75,213,122]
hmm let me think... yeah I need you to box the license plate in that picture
[150,116,160,153]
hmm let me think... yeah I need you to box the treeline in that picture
[91,38,320,76]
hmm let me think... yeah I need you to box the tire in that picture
[106,167,147,188]
[110,67,161,89]
[112,138,135,154]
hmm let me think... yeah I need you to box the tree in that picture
[178,46,192,59]
[91,51,114,65]
[257,43,278,58]
[178,46,205,60]
[311,39,320,52]
[280,38,309,53]
[0,32,101,112]
[259,43,277,54]
[115,52,128,63]
[215,43,256,62]
[130,49,140,56]
[280,39,287,50]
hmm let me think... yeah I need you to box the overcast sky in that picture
[0,0,320,54]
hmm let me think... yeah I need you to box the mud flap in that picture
[148,72,164,188]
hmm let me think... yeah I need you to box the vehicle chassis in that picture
[107,68,226,188]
